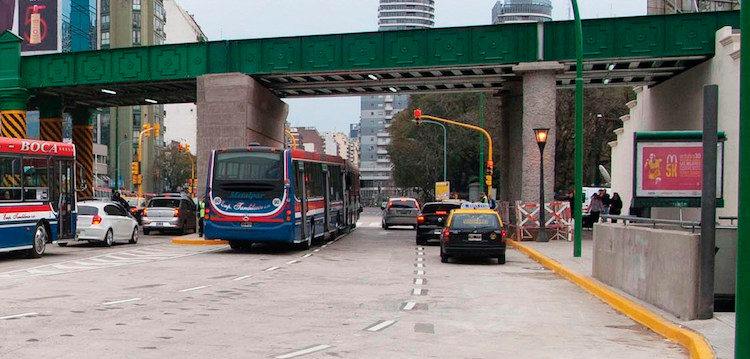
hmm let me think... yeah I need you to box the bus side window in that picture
[23,157,50,201]
[0,155,22,201]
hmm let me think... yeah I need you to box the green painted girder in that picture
[17,10,739,91]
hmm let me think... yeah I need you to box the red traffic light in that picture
[413,109,422,119]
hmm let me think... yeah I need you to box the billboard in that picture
[0,0,15,33]
[18,0,59,53]
[633,132,725,207]
[435,181,450,201]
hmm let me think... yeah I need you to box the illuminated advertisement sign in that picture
[633,132,725,207]
[17,0,59,53]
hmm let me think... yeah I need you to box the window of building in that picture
[133,0,141,10]
[132,12,141,28]
[101,14,110,28]
[101,31,110,45]
[133,29,141,45]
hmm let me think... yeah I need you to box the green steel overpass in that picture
[0,10,739,110]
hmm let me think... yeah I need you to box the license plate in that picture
[241,222,253,228]
[433,230,442,234]
[468,234,483,241]
[159,222,167,226]
[400,211,410,215]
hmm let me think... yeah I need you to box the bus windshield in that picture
[212,151,283,201]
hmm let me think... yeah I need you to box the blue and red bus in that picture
[0,138,78,258]
[203,146,360,250]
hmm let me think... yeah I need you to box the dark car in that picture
[142,195,197,235]
[416,201,463,245]
[440,208,507,264]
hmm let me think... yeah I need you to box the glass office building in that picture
[62,0,98,52]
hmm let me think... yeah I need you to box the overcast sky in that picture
[176,0,647,133]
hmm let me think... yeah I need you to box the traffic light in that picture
[153,123,160,138]
[178,143,184,151]
[185,144,190,152]
[485,161,494,177]
[131,161,140,175]
[132,174,142,185]
[413,109,422,125]
[142,123,151,138]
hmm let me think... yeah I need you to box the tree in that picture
[154,142,196,193]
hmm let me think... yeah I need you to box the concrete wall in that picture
[196,73,288,197]
[609,27,740,221]
[593,223,701,319]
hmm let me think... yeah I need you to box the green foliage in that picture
[155,142,196,192]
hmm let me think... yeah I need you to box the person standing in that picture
[609,193,623,223]
[479,192,489,204]
[587,191,604,227]
[600,189,611,222]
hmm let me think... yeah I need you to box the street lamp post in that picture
[534,128,550,242]
[413,119,447,182]
[571,0,584,257]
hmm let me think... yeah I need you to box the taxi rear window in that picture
[450,213,500,230]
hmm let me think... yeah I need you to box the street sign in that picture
[435,181,450,201]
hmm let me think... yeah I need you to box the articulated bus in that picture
[0,138,78,258]
[203,146,360,250]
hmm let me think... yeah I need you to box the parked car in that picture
[440,206,507,264]
[381,198,420,229]
[416,201,463,245]
[142,195,197,235]
[72,200,139,247]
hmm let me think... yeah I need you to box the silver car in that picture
[381,198,420,229]
[142,196,197,235]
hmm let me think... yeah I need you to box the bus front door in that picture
[56,160,75,239]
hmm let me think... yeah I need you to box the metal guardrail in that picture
[601,215,701,232]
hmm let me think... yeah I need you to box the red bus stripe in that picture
[0,205,51,213]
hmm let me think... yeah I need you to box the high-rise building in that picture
[647,0,738,14]
[359,0,434,204]
[62,0,98,52]
[100,0,167,194]
[162,0,206,155]
[492,0,552,24]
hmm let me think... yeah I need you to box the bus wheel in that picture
[299,234,312,250]
[230,240,251,251]
[27,224,47,258]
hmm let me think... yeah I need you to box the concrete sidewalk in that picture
[522,234,736,359]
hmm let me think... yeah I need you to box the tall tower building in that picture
[359,0,434,204]
[492,0,552,24]
[100,0,167,194]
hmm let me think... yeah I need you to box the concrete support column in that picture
[196,73,288,197]
[72,107,94,198]
[506,62,564,204]
[38,96,64,142]
[0,88,29,138]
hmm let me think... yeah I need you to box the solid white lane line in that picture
[302,253,313,258]
[179,285,210,293]
[102,297,141,306]
[0,312,38,320]
[402,302,417,311]
[286,260,300,265]
[365,320,398,332]
[264,266,280,272]
[275,344,332,359]
[414,278,424,285]
[232,275,252,281]
[412,288,423,295]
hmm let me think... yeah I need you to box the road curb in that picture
[171,237,228,246]
[508,240,714,359]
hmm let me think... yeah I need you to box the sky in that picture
[175,0,647,133]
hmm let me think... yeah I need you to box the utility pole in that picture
[736,2,749,356]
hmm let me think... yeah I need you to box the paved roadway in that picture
[0,210,686,358]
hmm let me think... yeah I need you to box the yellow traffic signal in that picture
[132,174,142,185]
[142,123,151,138]
[153,123,160,138]
[131,161,139,175]
[185,144,190,152]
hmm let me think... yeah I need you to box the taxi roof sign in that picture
[461,203,491,210]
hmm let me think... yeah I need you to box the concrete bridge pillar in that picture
[0,31,28,139]
[196,73,289,198]
[71,107,94,199]
[38,96,64,142]
[501,62,563,204]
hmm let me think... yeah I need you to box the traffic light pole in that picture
[736,3,749,357]
[414,110,494,198]
[571,0,584,258]
[135,123,159,199]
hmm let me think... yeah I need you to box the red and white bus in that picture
[203,146,360,250]
[0,138,78,258]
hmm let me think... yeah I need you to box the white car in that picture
[72,200,139,247]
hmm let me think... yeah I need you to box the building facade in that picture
[492,0,552,24]
[100,0,167,194]
[359,0,434,205]
[291,127,326,154]
[647,0,739,14]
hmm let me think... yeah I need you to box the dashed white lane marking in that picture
[365,319,398,332]
[302,253,313,258]
[0,245,221,279]
[179,285,210,293]
[412,288,424,296]
[417,246,424,250]
[415,263,424,268]
[414,278,424,285]
[313,249,321,253]
[0,312,38,320]
[102,297,141,306]
[417,252,424,256]
[286,260,300,265]
[275,344,333,359]
[416,258,424,262]
[415,270,425,275]
[232,275,252,281]
[402,301,417,311]
[264,266,281,272]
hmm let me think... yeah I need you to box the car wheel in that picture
[497,252,506,265]
[27,224,47,258]
[298,233,312,250]
[103,229,114,247]
[143,228,150,235]
[129,228,139,244]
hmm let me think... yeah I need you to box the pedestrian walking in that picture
[586,191,604,227]
[198,199,206,237]
[609,193,623,223]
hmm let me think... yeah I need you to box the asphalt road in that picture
[0,210,686,358]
